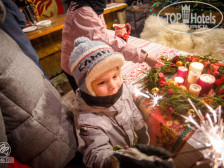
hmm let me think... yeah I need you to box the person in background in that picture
[0,5,8,168]
[68,37,174,168]
[113,0,126,24]
[61,0,164,92]
[0,0,46,76]
[0,1,77,167]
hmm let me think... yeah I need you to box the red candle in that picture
[177,66,188,79]
[198,74,215,96]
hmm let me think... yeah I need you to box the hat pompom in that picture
[74,37,91,47]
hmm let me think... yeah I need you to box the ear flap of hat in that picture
[86,54,125,96]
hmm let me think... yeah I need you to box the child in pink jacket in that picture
[61,0,164,91]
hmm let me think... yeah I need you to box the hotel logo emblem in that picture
[0,142,14,163]
[158,1,223,34]
[181,5,190,24]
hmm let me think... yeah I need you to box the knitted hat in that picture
[69,37,125,96]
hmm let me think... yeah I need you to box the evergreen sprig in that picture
[160,62,178,75]
[143,68,160,91]
[158,86,208,120]
[218,66,224,77]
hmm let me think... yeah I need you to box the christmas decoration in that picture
[167,80,178,87]
[179,85,187,92]
[142,68,167,91]
[137,54,224,119]
[176,61,183,67]
[160,56,167,62]
[187,109,196,118]
[151,87,160,94]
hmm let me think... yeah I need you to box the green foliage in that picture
[141,54,224,119]
[150,0,172,10]
[160,62,178,75]
[158,86,208,119]
[206,95,224,107]
[144,68,160,91]
[218,66,224,77]
[187,0,224,14]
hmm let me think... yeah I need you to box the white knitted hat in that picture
[69,37,125,96]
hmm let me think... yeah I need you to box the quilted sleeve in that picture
[79,126,115,168]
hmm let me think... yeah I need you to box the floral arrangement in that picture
[140,54,224,119]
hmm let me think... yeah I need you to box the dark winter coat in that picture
[0,29,77,168]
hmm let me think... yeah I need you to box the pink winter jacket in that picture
[61,3,147,75]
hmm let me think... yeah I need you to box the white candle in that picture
[198,74,216,96]
[189,62,204,74]
[189,84,202,97]
[174,77,184,86]
[187,70,200,84]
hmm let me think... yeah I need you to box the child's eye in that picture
[113,75,118,79]
[98,81,105,85]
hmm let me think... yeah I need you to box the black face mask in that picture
[80,84,123,108]
[70,0,107,15]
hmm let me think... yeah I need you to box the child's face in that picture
[91,67,122,97]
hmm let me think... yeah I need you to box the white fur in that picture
[86,54,125,96]
[140,16,224,61]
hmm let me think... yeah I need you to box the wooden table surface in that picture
[25,3,127,40]
[25,14,65,40]
[103,3,127,15]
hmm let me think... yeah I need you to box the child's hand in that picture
[111,144,174,168]
[144,54,165,68]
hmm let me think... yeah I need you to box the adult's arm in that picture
[1,0,26,28]
[73,7,164,68]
